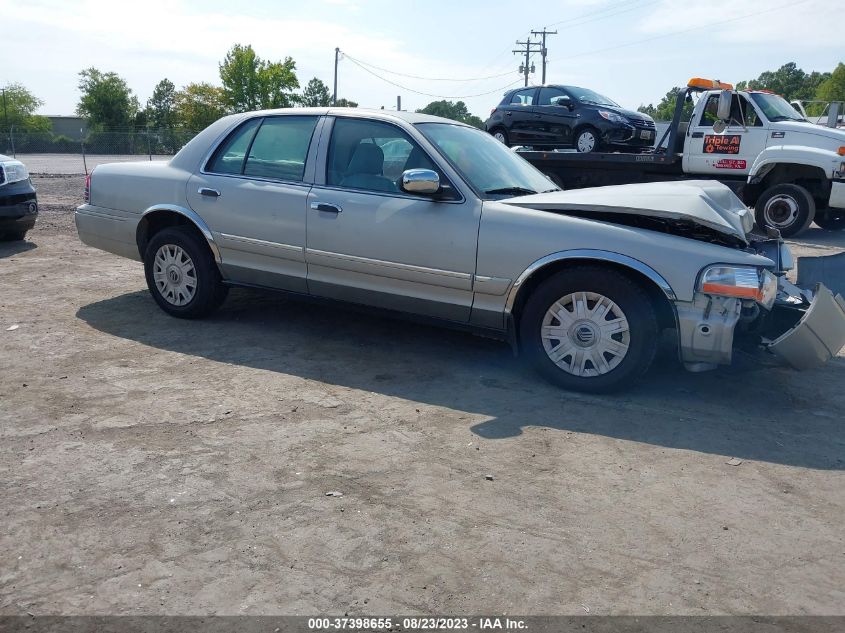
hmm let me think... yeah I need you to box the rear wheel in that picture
[754,183,816,237]
[519,266,659,393]
[574,127,601,153]
[491,127,509,146]
[143,227,228,318]
[0,230,28,241]
[814,208,845,231]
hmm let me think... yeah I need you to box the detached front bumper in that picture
[767,284,845,369]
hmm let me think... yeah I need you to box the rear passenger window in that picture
[243,116,319,181]
[207,118,261,175]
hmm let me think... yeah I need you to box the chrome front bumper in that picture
[766,284,845,369]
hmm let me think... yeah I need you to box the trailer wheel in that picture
[814,208,845,231]
[574,127,601,153]
[754,183,816,238]
[491,128,509,146]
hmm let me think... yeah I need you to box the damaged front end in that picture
[679,235,845,371]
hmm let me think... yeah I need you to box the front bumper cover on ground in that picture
[767,283,845,369]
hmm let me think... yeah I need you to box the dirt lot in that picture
[1,174,844,616]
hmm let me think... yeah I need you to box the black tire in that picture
[814,208,845,231]
[143,226,228,319]
[0,230,27,241]
[490,127,510,146]
[574,127,601,153]
[519,266,659,393]
[754,183,816,237]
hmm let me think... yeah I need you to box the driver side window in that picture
[326,118,443,195]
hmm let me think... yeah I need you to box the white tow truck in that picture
[521,78,845,236]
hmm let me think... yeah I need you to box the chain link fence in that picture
[2,127,201,173]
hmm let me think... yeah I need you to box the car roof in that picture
[234,107,470,127]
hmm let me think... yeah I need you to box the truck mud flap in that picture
[766,284,845,370]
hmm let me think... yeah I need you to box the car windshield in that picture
[749,92,807,122]
[416,123,558,198]
[564,86,619,107]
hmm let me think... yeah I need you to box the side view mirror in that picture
[716,89,732,121]
[401,169,440,195]
[560,96,575,111]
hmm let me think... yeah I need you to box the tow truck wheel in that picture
[814,208,845,231]
[491,128,509,146]
[574,127,601,153]
[0,231,28,241]
[519,266,659,393]
[754,183,816,238]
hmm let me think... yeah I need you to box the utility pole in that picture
[513,39,541,87]
[333,47,340,106]
[531,28,557,85]
[396,95,401,111]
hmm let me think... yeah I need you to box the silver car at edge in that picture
[75,108,845,392]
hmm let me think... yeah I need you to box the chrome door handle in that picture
[199,187,221,198]
[310,202,342,214]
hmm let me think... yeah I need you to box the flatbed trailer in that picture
[512,78,845,236]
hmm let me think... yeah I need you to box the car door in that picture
[186,114,322,292]
[502,88,541,145]
[305,116,481,322]
[685,93,767,176]
[533,87,578,147]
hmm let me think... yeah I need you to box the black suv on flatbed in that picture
[485,85,656,153]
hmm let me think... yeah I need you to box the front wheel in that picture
[519,266,659,393]
[143,227,228,319]
[754,183,816,237]
[814,208,845,231]
[574,127,601,153]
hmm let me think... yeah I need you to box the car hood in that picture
[614,108,653,124]
[768,120,845,143]
[502,180,752,244]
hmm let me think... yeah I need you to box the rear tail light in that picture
[84,174,91,203]
[490,108,497,116]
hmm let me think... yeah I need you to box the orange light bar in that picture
[838,146,845,156]
[701,282,762,302]
[687,77,734,91]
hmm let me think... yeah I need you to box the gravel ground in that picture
[1,175,844,616]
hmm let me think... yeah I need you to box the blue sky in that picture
[0,0,841,118]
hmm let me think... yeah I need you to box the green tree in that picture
[1,82,51,133]
[735,62,830,101]
[146,78,177,130]
[174,83,227,130]
[416,100,483,128]
[638,86,691,121]
[219,44,299,112]
[77,67,138,129]
[816,62,845,102]
[301,77,332,107]
[335,97,358,108]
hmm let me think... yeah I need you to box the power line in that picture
[341,53,515,82]
[546,0,812,63]
[544,0,654,29]
[513,39,542,87]
[343,56,523,99]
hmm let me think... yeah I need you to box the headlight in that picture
[698,265,777,310]
[0,159,29,185]
[598,110,628,124]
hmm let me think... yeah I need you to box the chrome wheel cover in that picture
[153,244,197,306]
[541,291,630,377]
[576,131,596,152]
[764,194,799,228]
[493,131,507,144]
